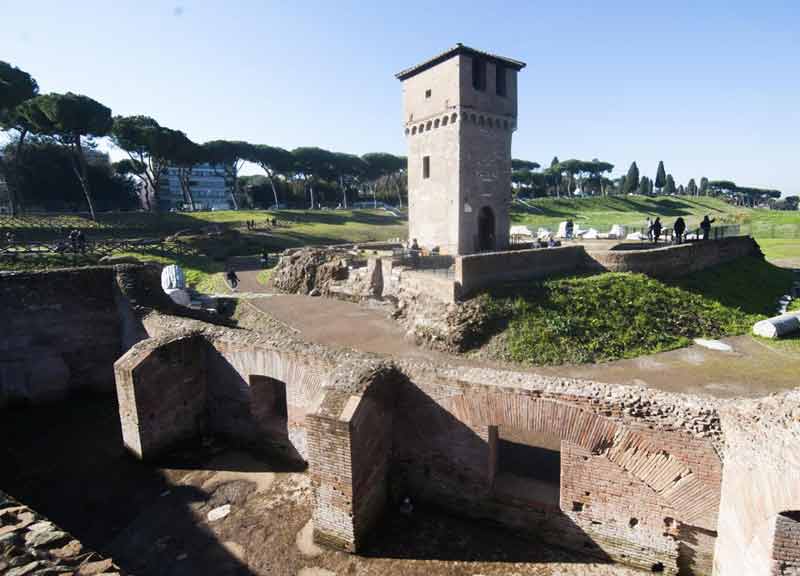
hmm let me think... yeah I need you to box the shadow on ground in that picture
[0,392,262,576]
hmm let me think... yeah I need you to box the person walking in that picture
[652,217,663,244]
[700,215,716,240]
[673,217,686,244]
[226,269,239,290]
[645,217,653,242]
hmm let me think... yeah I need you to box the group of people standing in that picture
[645,215,715,244]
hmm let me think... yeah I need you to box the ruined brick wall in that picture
[114,334,208,459]
[772,512,800,575]
[0,489,127,574]
[0,264,229,409]
[391,362,722,575]
[0,267,122,406]
[453,237,760,299]
[714,390,800,576]
[115,313,338,462]
[587,236,760,279]
[205,338,330,459]
[306,363,396,552]
[455,245,588,297]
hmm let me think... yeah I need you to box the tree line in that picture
[1,61,407,219]
[511,157,792,209]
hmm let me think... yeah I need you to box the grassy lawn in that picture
[0,209,407,288]
[0,209,407,243]
[513,196,800,239]
[475,256,791,365]
[512,196,748,232]
[757,238,800,264]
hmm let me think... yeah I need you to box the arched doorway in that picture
[478,206,495,251]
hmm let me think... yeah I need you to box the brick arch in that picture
[445,392,717,527]
[220,347,328,410]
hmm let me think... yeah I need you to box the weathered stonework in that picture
[398,45,525,254]
[0,490,126,575]
[5,262,799,575]
[113,313,743,574]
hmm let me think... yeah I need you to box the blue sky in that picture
[2,0,798,194]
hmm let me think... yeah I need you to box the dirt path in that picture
[235,268,800,399]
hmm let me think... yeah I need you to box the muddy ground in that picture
[0,394,642,576]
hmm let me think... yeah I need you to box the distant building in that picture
[83,149,110,168]
[158,163,232,211]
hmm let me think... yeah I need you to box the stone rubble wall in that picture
[0,490,126,575]
[0,264,230,409]
[271,238,761,305]
[0,267,123,407]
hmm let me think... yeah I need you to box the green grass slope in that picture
[0,209,407,288]
[477,256,791,365]
[514,195,800,237]
[512,196,747,232]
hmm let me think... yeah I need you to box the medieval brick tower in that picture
[396,44,526,255]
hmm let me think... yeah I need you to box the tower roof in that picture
[395,43,526,81]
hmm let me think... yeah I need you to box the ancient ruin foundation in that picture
[3,264,799,575]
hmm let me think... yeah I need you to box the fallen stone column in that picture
[752,313,800,339]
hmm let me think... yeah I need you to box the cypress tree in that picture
[664,174,676,195]
[624,161,639,194]
[655,161,667,193]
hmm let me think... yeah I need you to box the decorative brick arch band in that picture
[445,393,718,528]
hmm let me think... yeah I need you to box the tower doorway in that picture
[478,206,496,252]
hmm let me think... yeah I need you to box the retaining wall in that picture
[455,245,588,297]
[588,236,761,279]
[0,267,122,406]
[0,264,231,408]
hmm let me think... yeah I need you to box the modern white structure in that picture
[158,163,232,211]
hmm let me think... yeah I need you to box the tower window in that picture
[425,89,432,99]
[496,65,507,97]
[472,57,486,91]
[422,156,430,179]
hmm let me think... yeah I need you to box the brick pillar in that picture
[771,512,800,575]
[308,389,392,552]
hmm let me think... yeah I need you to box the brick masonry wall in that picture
[0,267,122,406]
[587,236,760,279]
[455,245,588,297]
[714,390,800,576]
[452,237,760,300]
[110,312,799,576]
[114,335,207,459]
[772,512,800,575]
[389,363,723,575]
